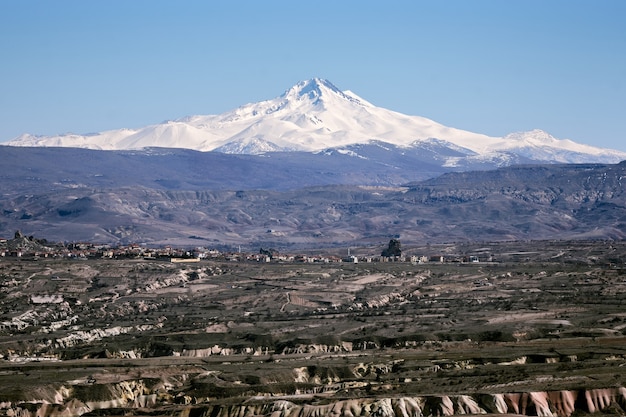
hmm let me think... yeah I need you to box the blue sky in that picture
[1,0,625,151]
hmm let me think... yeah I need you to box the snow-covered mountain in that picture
[6,78,626,164]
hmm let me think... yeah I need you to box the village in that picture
[0,231,490,265]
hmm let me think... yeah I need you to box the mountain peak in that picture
[281,78,361,106]
[5,79,626,164]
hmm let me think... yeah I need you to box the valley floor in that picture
[1,240,626,417]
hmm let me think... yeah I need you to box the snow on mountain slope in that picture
[495,129,626,163]
[174,78,500,153]
[5,78,626,163]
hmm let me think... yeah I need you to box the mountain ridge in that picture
[1,148,624,247]
[6,78,626,164]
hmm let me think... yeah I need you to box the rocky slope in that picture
[2,373,625,417]
[1,159,625,247]
[2,242,626,416]
[3,334,626,417]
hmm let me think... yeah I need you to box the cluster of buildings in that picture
[0,238,213,261]
[0,241,458,265]
[0,233,489,264]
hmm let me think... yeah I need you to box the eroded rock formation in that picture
[3,384,626,417]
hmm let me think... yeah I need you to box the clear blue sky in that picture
[1,0,625,151]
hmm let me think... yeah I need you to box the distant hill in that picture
[1,146,624,248]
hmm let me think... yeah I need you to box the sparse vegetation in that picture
[1,240,626,416]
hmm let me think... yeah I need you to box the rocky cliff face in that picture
[2,354,626,417]
[3,384,626,417]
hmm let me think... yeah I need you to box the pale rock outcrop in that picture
[585,387,626,413]
[279,343,354,355]
[547,391,578,417]
[4,387,626,417]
